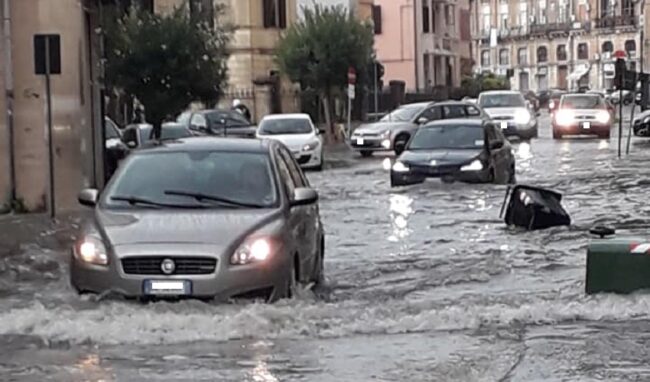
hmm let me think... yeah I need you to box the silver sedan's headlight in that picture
[231,237,275,265]
[514,109,531,124]
[302,140,320,151]
[75,235,109,265]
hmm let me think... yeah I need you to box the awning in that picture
[567,64,590,81]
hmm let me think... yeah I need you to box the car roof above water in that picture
[135,137,273,154]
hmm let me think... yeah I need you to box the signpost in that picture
[34,34,61,219]
[347,67,356,138]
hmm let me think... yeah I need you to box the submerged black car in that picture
[390,119,516,187]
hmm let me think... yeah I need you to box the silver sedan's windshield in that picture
[479,94,526,108]
[104,151,277,209]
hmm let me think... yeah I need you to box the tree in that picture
[105,3,231,138]
[275,5,374,143]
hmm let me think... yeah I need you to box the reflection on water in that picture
[515,142,534,171]
[382,157,392,171]
[73,353,111,381]
[388,194,413,242]
[250,360,279,382]
[598,139,609,150]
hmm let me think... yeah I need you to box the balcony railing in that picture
[530,22,571,34]
[595,15,638,29]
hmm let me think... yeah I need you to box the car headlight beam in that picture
[514,109,531,124]
[76,236,109,265]
[595,110,610,124]
[392,161,410,172]
[555,110,574,126]
[460,159,484,172]
[231,237,273,265]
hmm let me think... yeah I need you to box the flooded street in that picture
[4,113,650,381]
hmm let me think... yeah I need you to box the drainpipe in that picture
[2,0,15,206]
[414,0,420,92]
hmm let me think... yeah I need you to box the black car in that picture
[390,119,516,187]
[632,109,650,137]
[121,123,197,150]
[183,109,257,138]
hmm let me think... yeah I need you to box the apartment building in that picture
[472,0,644,92]
[373,0,471,92]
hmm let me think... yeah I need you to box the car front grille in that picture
[574,115,596,120]
[354,132,380,138]
[121,257,217,275]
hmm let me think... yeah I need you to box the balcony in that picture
[595,15,638,29]
[530,22,571,34]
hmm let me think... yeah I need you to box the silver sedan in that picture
[70,138,325,302]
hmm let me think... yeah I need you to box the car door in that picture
[278,146,318,279]
[273,147,310,281]
[484,123,509,181]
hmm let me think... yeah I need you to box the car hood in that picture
[93,208,282,246]
[354,121,415,133]
[483,107,525,118]
[257,133,319,151]
[399,149,483,165]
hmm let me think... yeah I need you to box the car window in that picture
[465,105,481,117]
[380,105,426,122]
[409,125,485,150]
[122,128,137,146]
[207,111,250,128]
[419,106,442,122]
[190,114,207,130]
[160,126,192,140]
[479,93,526,108]
[274,149,296,197]
[561,95,604,108]
[259,118,313,135]
[105,151,278,208]
[442,105,467,119]
[278,147,308,187]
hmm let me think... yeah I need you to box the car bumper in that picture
[292,147,323,168]
[553,122,610,135]
[495,120,537,139]
[349,136,392,151]
[70,246,291,301]
[390,165,490,186]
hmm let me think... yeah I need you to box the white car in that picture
[256,114,324,171]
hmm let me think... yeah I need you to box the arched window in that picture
[499,49,509,65]
[537,46,548,63]
[577,43,589,60]
[602,41,613,53]
[481,50,490,66]
[557,45,567,61]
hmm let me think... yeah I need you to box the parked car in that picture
[183,109,257,138]
[632,109,650,137]
[478,90,539,139]
[256,113,323,171]
[71,137,325,302]
[552,93,612,139]
[390,119,515,187]
[350,101,488,157]
[121,122,196,149]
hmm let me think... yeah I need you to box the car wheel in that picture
[360,150,373,158]
[393,133,410,156]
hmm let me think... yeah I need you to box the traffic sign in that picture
[348,84,355,99]
[348,67,356,84]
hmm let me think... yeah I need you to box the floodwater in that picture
[3,113,650,381]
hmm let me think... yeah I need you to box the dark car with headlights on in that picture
[390,120,515,187]
[552,93,612,139]
[71,138,325,302]
[350,101,487,157]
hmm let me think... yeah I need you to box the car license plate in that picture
[356,138,365,145]
[143,280,191,296]
[583,122,591,129]
[500,121,508,130]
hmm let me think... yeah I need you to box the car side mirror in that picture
[490,141,504,150]
[417,117,429,125]
[589,225,615,238]
[291,187,318,207]
[78,189,99,207]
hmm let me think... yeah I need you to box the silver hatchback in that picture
[70,138,325,302]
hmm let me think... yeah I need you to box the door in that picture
[485,124,509,182]
[278,146,319,280]
[558,65,568,90]
[519,72,530,92]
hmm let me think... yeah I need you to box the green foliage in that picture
[105,3,231,130]
[275,4,374,95]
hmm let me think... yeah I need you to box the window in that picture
[499,49,509,65]
[602,41,613,53]
[423,0,431,33]
[481,50,490,66]
[278,147,307,188]
[372,5,382,34]
[539,0,547,24]
[466,105,481,116]
[557,45,567,61]
[263,0,287,29]
[558,0,568,22]
[625,40,636,56]
[442,105,466,119]
[190,0,215,28]
[482,5,491,34]
[420,106,442,122]
[432,3,437,33]
[623,0,635,17]
[446,4,456,31]
[499,3,508,29]
[537,46,548,63]
[274,150,295,197]
[518,1,527,30]
[577,43,588,60]
[189,114,207,130]
[518,48,527,65]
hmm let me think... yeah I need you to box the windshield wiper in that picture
[110,195,206,209]
[163,190,267,209]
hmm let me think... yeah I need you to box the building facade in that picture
[472,0,644,92]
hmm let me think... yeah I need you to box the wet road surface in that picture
[3,112,650,381]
